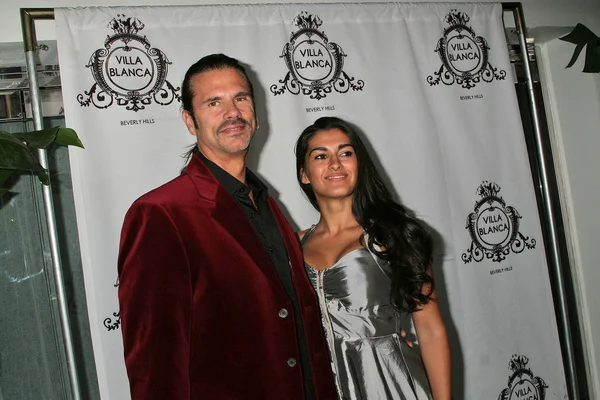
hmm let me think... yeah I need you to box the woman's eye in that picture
[314,154,326,160]
[340,151,353,157]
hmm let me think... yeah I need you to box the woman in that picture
[295,117,451,400]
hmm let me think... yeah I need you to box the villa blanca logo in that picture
[462,181,536,263]
[271,12,364,100]
[498,355,548,400]
[78,14,181,112]
[427,9,506,90]
[103,276,121,331]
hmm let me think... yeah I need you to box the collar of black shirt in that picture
[194,148,268,202]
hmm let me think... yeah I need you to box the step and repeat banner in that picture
[55,3,567,399]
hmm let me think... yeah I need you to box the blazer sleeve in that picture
[118,201,192,399]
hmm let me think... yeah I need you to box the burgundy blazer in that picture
[118,155,336,400]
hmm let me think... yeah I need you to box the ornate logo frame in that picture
[78,15,181,112]
[427,10,506,90]
[463,181,536,263]
[271,12,364,100]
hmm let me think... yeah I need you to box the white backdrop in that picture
[56,3,568,399]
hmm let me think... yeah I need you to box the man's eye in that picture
[208,101,219,107]
[235,96,248,102]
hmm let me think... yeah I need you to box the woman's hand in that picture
[399,329,414,348]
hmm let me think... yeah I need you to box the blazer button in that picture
[278,308,289,318]
[287,358,297,367]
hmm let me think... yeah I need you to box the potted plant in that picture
[0,126,83,196]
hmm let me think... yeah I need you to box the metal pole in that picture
[508,4,579,399]
[20,8,82,400]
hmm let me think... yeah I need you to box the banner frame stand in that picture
[20,7,82,400]
[502,3,580,399]
[19,4,578,399]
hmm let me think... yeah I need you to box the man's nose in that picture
[224,100,242,119]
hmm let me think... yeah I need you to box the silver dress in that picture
[302,227,432,400]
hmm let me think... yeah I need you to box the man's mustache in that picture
[217,118,252,133]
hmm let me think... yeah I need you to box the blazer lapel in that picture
[186,156,287,296]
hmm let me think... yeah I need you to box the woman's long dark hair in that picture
[295,116,434,313]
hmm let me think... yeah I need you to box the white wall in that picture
[1,0,599,398]
[535,30,600,398]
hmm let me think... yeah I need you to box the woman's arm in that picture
[412,279,452,400]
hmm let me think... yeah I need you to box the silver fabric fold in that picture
[304,242,432,400]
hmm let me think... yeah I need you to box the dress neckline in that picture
[304,247,370,272]
[302,224,368,271]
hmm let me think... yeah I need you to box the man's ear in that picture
[300,168,310,185]
[182,110,197,136]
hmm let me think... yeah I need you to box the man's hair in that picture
[180,54,255,171]
[181,53,255,116]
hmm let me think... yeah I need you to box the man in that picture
[117,54,337,400]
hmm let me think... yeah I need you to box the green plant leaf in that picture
[0,165,48,188]
[12,127,59,148]
[35,169,50,185]
[0,188,8,197]
[0,168,14,185]
[0,131,27,146]
[0,131,45,171]
[55,128,85,148]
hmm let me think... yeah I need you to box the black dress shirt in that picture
[196,150,316,400]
